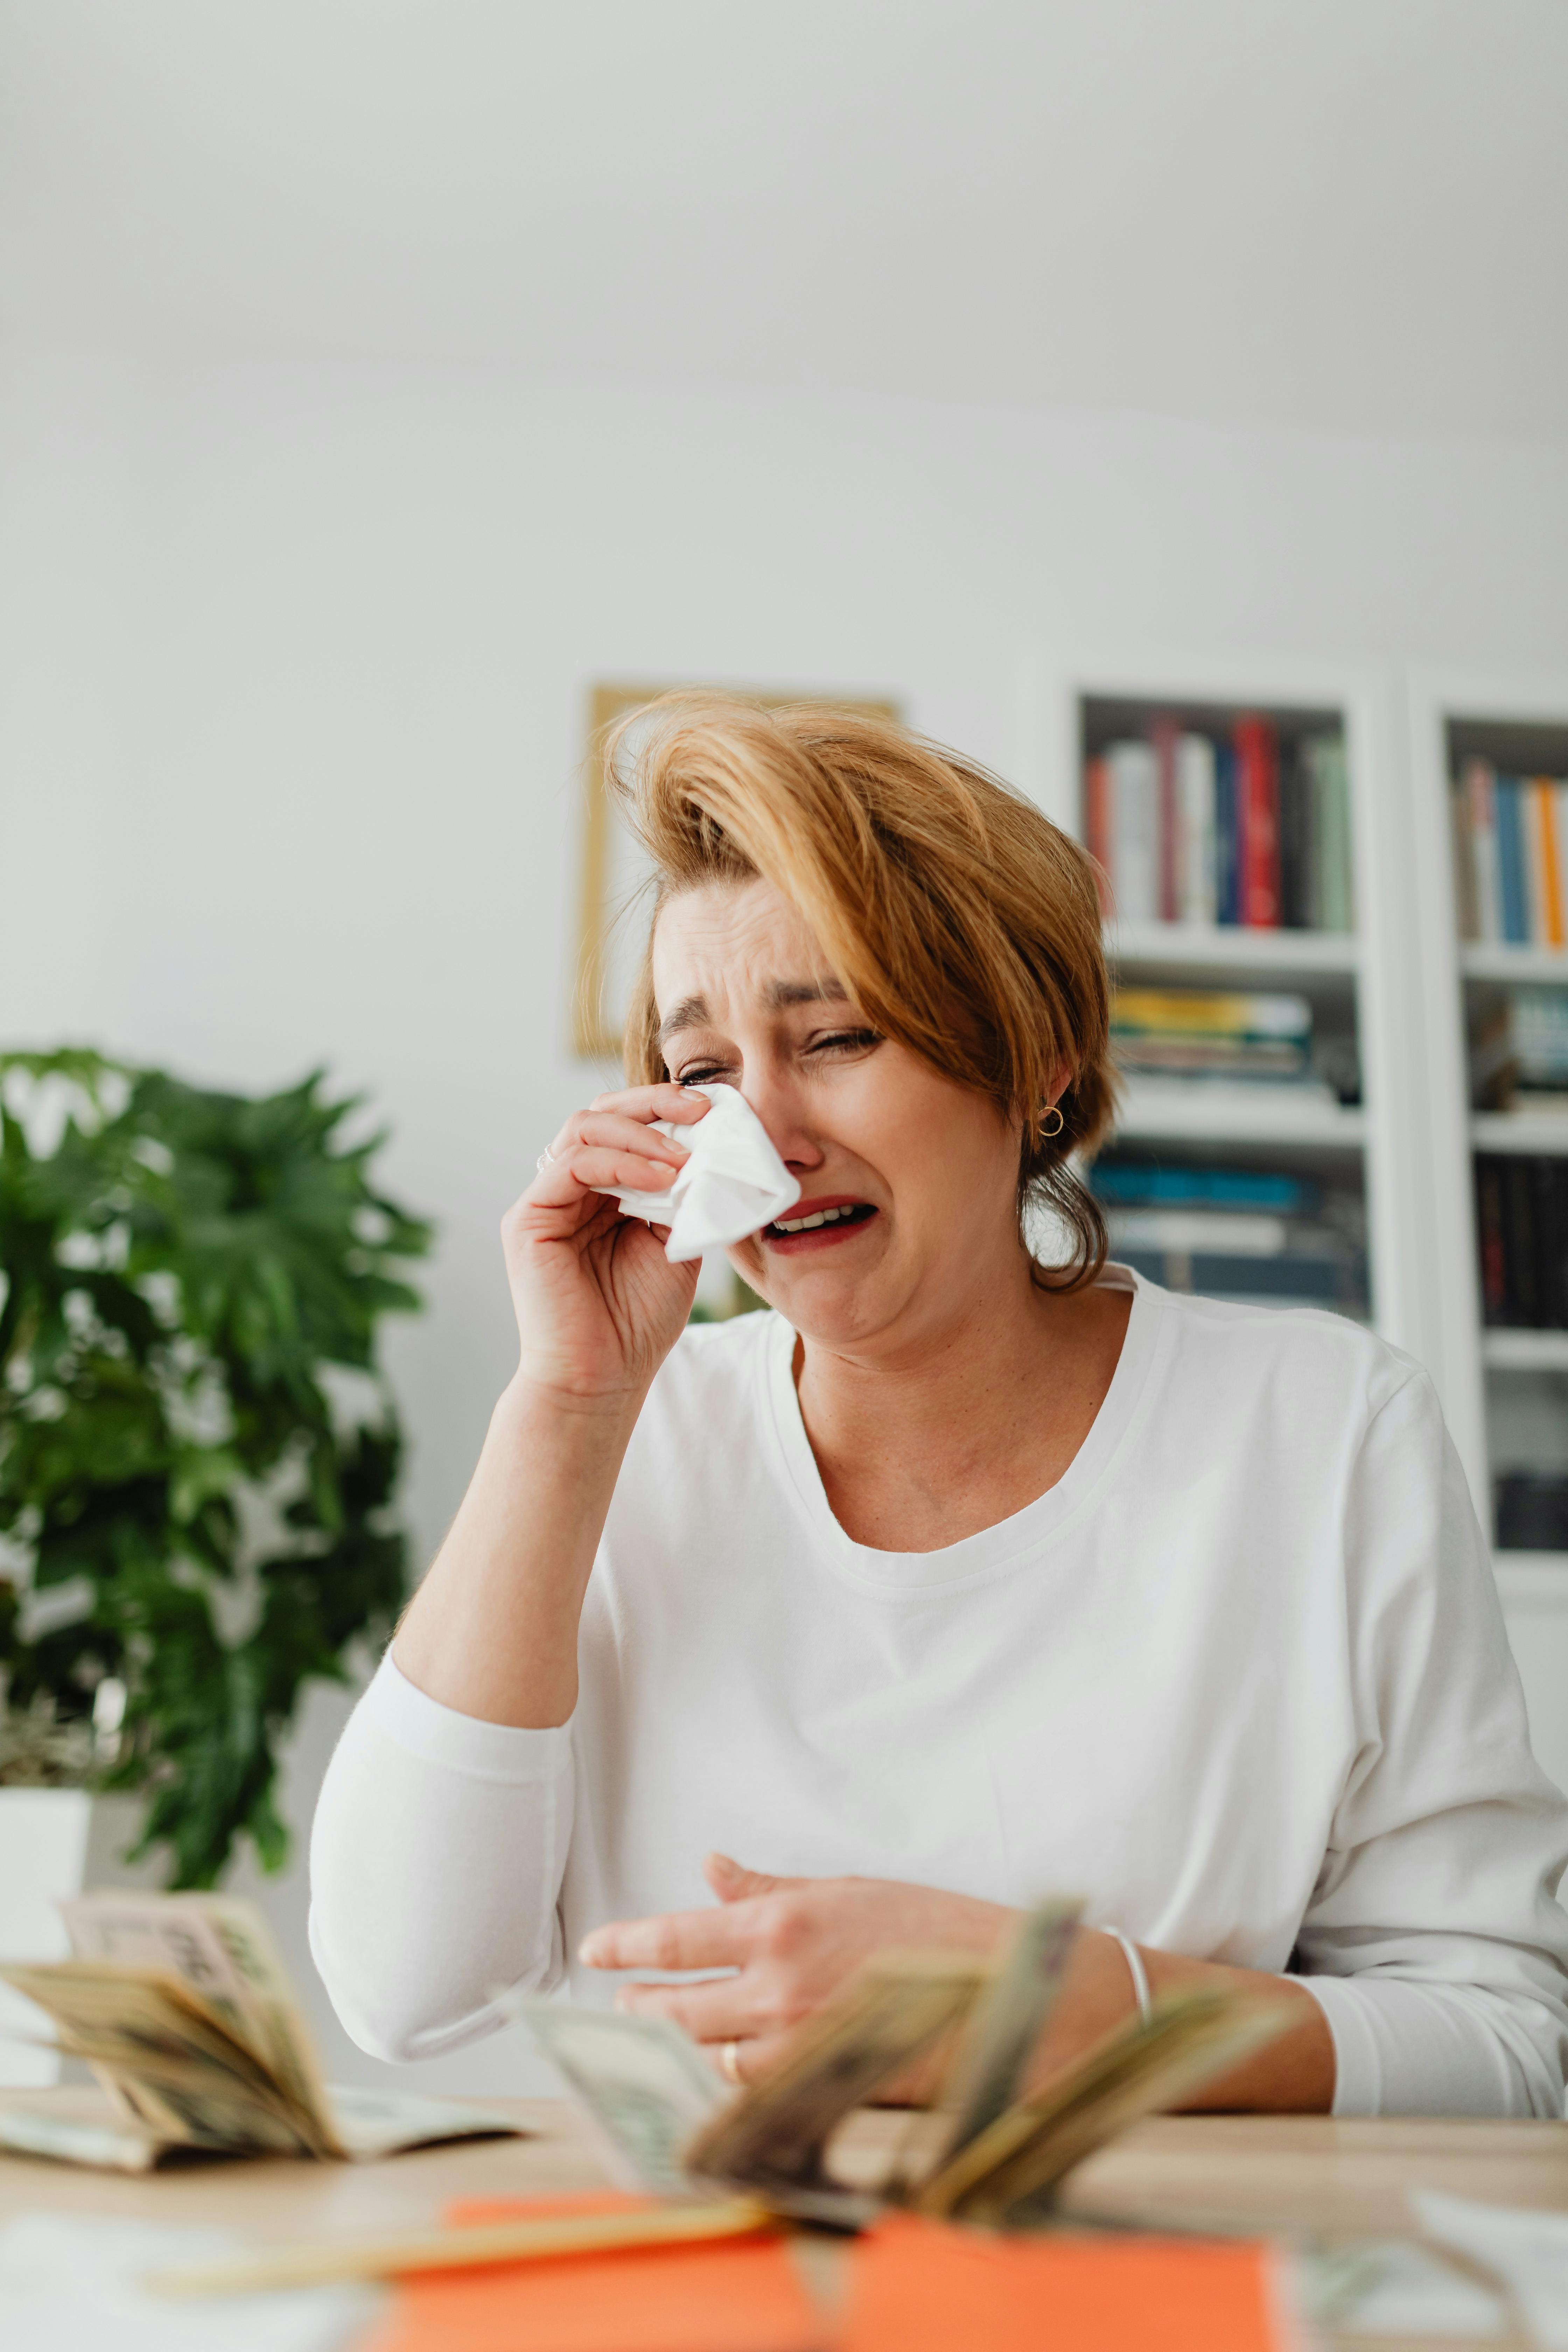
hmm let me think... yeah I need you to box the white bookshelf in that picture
[1105,922,1362,977]
[1116,1080,1366,1149]
[1406,672,1568,1785]
[1038,654,1423,1360]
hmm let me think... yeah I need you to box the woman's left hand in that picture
[579,1852,1337,2108]
[579,1854,1015,2084]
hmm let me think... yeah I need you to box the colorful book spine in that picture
[1236,718,1281,929]
[1535,779,1566,948]
[1177,734,1217,925]
[1108,740,1160,923]
[1214,740,1240,925]
[1451,760,1568,948]
[1495,778,1530,945]
[1083,716,1352,937]
[1085,754,1113,916]
[1154,718,1180,923]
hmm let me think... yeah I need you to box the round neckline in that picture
[757,1266,1169,1596]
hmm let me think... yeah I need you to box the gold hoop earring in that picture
[1039,1104,1065,1139]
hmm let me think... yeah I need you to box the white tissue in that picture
[599,1085,800,1263]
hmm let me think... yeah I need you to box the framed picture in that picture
[573,682,902,1059]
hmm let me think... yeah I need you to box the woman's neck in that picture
[794,1261,1133,1554]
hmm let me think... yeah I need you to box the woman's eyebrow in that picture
[657,994,709,1046]
[763,978,849,1010]
[657,977,849,1045]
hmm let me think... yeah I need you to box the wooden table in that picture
[4,2091,1568,2346]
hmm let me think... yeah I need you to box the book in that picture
[1090,1160,1319,1215]
[1085,754,1113,915]
[1083,716,1350,938]
[1107,740,1160,923]
[1177,733,1218,924]
[1535,779,1566,948]
[1474,1153,1568,1328]
[1110,988,1314,1083]
[1468,761,1501,943]
[1154,716,1180,923]
[1496,777,1530,944]
[1214,738,1241,925]
[1236,716,1280,929]
[1451,761,1568,946]
[1308,734,1354,935]
[0,1891,521,2170]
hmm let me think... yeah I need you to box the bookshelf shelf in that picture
[1461,942,1568,985]
[1105,924,1361,977]
[1470,1112,1568,1156]
[1482,1329,1568,1372]
[1114,1080,1365,1149]
[1494,1557,1568,1609]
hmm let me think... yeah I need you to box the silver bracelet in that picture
[1105,1926,1153,2026]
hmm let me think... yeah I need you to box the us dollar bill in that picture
[916,1983,1295,2225]
[1,1895,523,2169]
[59,1890,332,2138]
[683,1954,987,2222]
[926,1895,1083,2168]
[0,1959,317,2155]
[498,1996,727,2199]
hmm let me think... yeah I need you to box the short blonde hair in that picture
[608,695,1115,1286]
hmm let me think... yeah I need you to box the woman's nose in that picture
[740,1077,824,1172]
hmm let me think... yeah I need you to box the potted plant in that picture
[0,1050,430,1985]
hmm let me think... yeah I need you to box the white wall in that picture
[5,342,1568,2091]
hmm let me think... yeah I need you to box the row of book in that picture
[1112,987,1314,1085]
[1476,1154,1568,1329]
[1083,719,1353,934]
[1090,1158,1368,1317]
[1452,759,1568,948]
[1469,985,1568,1110]
[1110,987,1359,1105]
[1496,1472,1568,1553]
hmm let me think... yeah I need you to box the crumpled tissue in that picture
[598,1085,800,1263]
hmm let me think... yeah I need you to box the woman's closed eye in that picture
[807,1028,882,1061]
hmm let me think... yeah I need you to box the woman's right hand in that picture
[502,1083,710,1406]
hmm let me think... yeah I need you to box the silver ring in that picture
[720,2039,744,2087]
[536,1147,555,1174]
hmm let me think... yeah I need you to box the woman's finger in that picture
[579,1904,750,1973]
[527,1147,681,1206]
[614,1977,769,2041]
[698,2030,797,2088]
[567,1111,691,1166]
[551,1083,707,1153]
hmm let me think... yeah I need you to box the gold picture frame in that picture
[573,682,902,1060]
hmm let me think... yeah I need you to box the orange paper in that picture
[366,2192,822,2352]
[841,2214,1282,2352]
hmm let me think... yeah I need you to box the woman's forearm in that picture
[393,1375,644,1727]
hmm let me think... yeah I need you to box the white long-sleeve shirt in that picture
[309,1269,1568,2116]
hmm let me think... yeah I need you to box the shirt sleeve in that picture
[307,1652,574,2062]
[1292,1366,1568,2118]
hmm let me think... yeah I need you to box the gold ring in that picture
[720,2039,744,2087]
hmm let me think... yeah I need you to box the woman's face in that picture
[651,878,1029,1354]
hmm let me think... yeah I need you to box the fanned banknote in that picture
[497,1997,728,2199]
[505,1897,1295,2230]
[916,1983,1295,2225]
[0,1891,521,2170]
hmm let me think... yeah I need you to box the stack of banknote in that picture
[507,1898,1291,2229]
[0,1892,519,2170]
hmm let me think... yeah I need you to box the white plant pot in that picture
[0,1789,160,2086]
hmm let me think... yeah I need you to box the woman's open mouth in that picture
[761,1197,880,1254]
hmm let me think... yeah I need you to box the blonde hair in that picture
[607,695,1115,1286]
